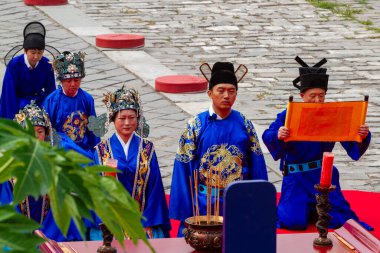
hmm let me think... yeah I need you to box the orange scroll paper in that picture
[284,100,368,142]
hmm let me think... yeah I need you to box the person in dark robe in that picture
[262,56,372,231]
[0,21,57,119]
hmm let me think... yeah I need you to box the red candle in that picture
[320,152,334,187]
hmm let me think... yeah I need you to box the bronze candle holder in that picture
[183,215,223,251]
[313,184,336,247]
[97,223,117,253]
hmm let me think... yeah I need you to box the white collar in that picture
[208,105,223,120]
[24,53,39,69]
[115,132,134,159]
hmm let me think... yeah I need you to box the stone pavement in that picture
[0,0,379,192]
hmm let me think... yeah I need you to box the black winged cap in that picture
[292,56,329,92]
[4,21,60,66]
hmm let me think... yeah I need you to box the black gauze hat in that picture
[293,56,329,92]
[23,22,46,50]
[209,62,238,90]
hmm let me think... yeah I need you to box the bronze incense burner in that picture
[183,215,223,251]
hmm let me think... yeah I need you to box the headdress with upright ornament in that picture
[53,51,85,81]
[103,86,141,119]
[292,56,329,92]
[3,21,60,66]
[14,100,53,146]
[200,62,248,90]
[88,85,149,139]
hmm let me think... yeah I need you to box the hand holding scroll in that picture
[358,124,369,139]
[278,126,290,140]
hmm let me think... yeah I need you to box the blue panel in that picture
[223,180,276,253]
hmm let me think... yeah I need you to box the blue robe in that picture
[0,54,56,119]
[93,133,171,238]
[0,180,49,225]
[43,86,99,153]
[262,110,372,230]
[169,110,268,236]
[40,133,96,242]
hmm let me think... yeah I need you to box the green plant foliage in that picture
[307,0,380,35]
[0,206,42,253]
[0,119,154,252]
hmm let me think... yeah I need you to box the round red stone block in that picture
[24,0,67,5]
[155,75,208,93]
[96,34,145,49]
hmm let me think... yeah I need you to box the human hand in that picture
[278,126,290,140]
[358,124,369,139]
[145,227,153,239]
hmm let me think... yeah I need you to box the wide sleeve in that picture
[44,64,56,95]
[245,119,268,180]
[0,181,13,205]
[340,131,371,161]
[86,94,100,149]
[141,149,171,234]
[169,118,199,221]
[0,65,19,119]
[262,110,287,161]
[58,132,95,161]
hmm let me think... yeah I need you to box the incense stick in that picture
[216,168,220,220]
[194,170,200,224]
[189,175,195,218]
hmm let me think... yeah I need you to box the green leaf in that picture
[12,141,53,202]
[0,206,42,253]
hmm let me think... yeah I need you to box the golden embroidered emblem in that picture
[241,112,263,155]
[199,144,243,188]
[176,117,202,163]
[133,139,153,212]
[63,111,88,142]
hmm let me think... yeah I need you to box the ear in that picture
[207,89,212,98]
[300,92,304,99]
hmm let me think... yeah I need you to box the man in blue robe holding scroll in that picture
[262,56,372,231]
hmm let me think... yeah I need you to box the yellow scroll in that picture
[284,100,368,142]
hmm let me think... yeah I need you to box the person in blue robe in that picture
[0,22,56,119]
[43,51,99,153]
[262,56,372,231]
[0,101,52,224]
[91,86,171,239]
[169,62,268,237]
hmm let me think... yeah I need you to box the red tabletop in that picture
[55,233,353,253]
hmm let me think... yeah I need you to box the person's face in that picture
[34,125,46,141]
[207,83,237,112]
[61,78,81,97]
[300,88,326,103]
[25,49,44,67]
[114,109,138,141]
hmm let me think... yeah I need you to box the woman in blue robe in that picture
[0,101,52,224]
[43,51,99,153]
[262,56,373,230]
[169,62,268,236]
[92,86,171,238]
[0,22,56,119]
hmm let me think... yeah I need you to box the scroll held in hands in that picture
[284,99,368,142]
